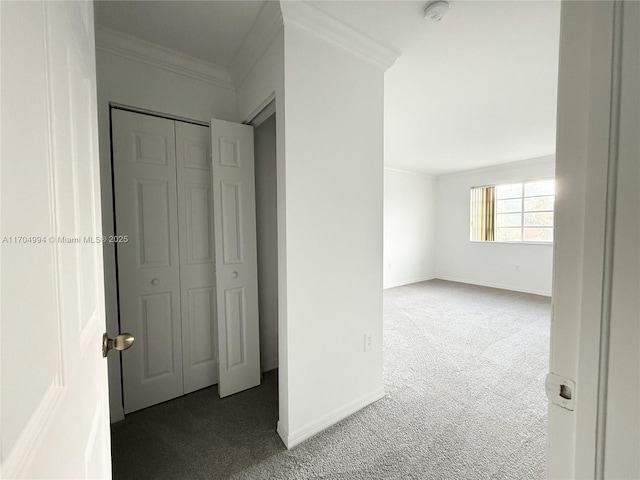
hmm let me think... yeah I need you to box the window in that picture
[471,179,555,243]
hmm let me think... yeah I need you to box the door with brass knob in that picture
[102,333,135,357]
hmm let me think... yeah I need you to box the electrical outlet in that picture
[515,264,520,271]
[364,333,374,352]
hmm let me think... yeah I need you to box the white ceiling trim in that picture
[95,28,234,91]
[280,1,400,71]
[384,167,436,180]
[229,1,283,88]
[435,154,556,180]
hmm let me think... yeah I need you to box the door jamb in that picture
[110,102,209,128]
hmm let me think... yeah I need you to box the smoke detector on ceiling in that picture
[423,1,450,22]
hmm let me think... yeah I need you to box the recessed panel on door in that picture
[136,179,172,268]
[219,137,240,167]
[186,184,214,264]
[187,287,215,367]
[183,138,210,170]
[134,132,168,166]
[140,292,175,379]
[221,182,243,265]
[224,287,246,369]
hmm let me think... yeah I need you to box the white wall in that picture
[254,113,278,372]
[383,169,436,289]
[435,155,555,296]
[95,39,239,423]
[279,22,386,448]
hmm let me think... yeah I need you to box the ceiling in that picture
[94,1,265,66]
[94,0,561,176]
[310,1,561,175]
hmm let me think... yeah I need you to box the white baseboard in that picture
[261,357,278,373]
[383,275,435,290]
[278,387,386,449]
[435,275,552,297]
[276,420,289,448]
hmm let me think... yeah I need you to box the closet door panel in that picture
[176,121,218,394]
[211,118,261,398]
[112,110,183,413]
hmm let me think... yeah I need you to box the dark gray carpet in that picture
[112,279,550,479]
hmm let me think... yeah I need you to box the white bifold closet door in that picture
[112,110,219,413]
[210,119,261,398]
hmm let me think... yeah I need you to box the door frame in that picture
[247,99,279,377]
[547,1,633,477]
[110,103,210,128]
[104,102,276,420]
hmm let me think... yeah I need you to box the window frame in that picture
[470,177,555,244]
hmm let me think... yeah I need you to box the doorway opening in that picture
[381,0,560,476]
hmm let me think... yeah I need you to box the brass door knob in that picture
[102,333,135,357]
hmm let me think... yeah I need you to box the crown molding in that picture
[95,28,234,91]
[229,1,284,88]
[436,154,556,180]
[384,167,436,179]
[280,1,400,71]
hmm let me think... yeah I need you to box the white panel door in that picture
[175,122,218,393]
[211,119,261,397]
[1,2,110,478]
[112,110,184,413]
